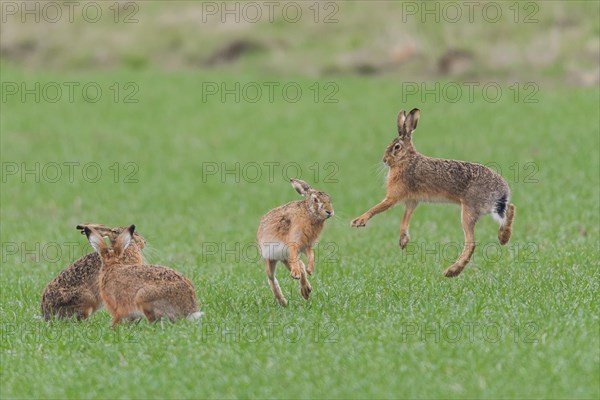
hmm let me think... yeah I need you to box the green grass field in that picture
[1,63,599,399]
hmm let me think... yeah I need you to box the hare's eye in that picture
[394,143,401,150]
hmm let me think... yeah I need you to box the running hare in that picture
[351,108,515,277]
[84,225,202,327]
[257,179,334,306]
[41,224,145,320]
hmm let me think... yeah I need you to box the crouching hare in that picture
[41,224,145,320]
[84,225,202,327]
[351,108,515,277]
[257,179,334,306]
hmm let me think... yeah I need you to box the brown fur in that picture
[40,224,145,320]
[352,108,516,277]
[257,179,334,306]
[84,225,200,327]
[498,204,515,245]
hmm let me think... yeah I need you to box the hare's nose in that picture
[325,210,332,218]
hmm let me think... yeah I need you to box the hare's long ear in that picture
[404,108,420,135]
[77,223,110,236]
[113,225,134,257]
[84,227,108,256]
[397,110,407,136]
[290,179,311,197]
[77,223,92,235]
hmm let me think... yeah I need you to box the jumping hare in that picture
[84,225,202,327]
[351,108,515,277]
[257,179,334,306]
[41,224,145,320]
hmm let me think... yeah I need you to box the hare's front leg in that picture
[443,205,479,277]
[287,242,303,280]
[283,260,312,301]
[297,261,312,300]
[399,201,418,249]
[351,197,397,227]
[305,246,315,276]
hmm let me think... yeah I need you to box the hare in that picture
[41,224,145,320]
[351,108,515,277]
[84,224,202,327]
[257,179,334,306]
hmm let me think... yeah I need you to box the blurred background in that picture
[2,0,598,86]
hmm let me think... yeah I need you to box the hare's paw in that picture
[443,264,463,278]
[290,268,302,280]
[278,297,288,307]
[399,233,410,249]
[300,282,312,300]
[306,263,314,276]
[351,215,369,228]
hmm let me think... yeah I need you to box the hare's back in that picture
[258,201,304,236]
[412,157,506,196]
[121,263,187,280]
[50,253,102,287]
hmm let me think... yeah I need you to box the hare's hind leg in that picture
[141,307,157,323]
[135,288,180,322]
[74,290,99,320]
[265,259,287,306]
[444,205,479,278]
[111,315,123,328]
[498,203,516,245]
[399,200,419,249]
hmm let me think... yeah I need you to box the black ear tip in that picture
[83,227,92,237]
[129,224,136,234]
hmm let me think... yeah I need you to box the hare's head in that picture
[84,224,138,267]
[291,179,334,221]
[109,226,145,250]
[77,223,146,250]
[383,108,420,167]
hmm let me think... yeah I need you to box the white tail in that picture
[186,311,204,321]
